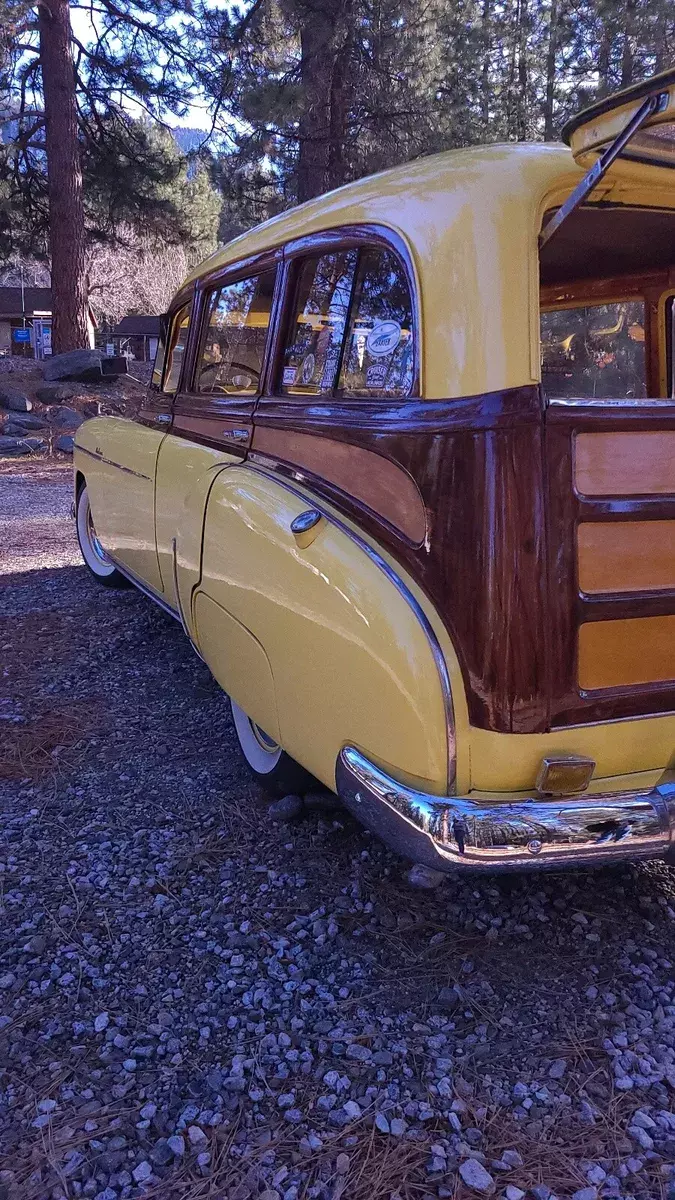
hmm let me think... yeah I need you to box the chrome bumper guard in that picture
[336,747,675,873]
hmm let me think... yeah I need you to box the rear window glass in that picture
[197,269,276,395]
[541,301,646,399]
[281,251,358,394]
[338,248,414,397]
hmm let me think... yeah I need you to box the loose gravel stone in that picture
[268,793,304,820]
[459,1159,495,1193]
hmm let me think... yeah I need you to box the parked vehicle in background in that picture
[75,69,675,874]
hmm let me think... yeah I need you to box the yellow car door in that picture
[154,265,279,609]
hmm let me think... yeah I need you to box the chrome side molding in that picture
[336,746,675,874]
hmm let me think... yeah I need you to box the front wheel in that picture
[230,699,316,796]
[75,484,129,588]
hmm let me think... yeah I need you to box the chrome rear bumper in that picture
[336,747,675,873]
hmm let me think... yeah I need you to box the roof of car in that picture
[183,142,578,290]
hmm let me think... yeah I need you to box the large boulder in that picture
[0,386,32,412]
[2,413,48,431]
[55,434,75,454]
[35,382,76,405]
[47,406,85,429]
[43,349,103,383]
[0,435,45,457]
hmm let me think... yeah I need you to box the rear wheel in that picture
[76,484,129,588]
[230,699,316,796]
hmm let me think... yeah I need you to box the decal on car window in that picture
[366,320,402,358]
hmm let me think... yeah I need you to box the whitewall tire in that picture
[231,700,283,775]
[230,698,317,796]
[76,484,128,588]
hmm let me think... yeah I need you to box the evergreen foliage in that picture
[0,0,673,339]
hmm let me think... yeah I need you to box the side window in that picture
[281,251,358,394]
[196,269,276,395]
[153,303,191,394]
[338,249,415,398]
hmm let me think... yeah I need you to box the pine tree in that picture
[2,0,212,351]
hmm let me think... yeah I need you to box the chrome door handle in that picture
[154,413,171,424]
[291,509,323,548]
[222,428,249,441]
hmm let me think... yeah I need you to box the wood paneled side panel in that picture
[578,520,675,594]
[252,427,427,544]
[547,401,675,727]
[254,386,550,733]
[575,431,675,496]
[579,616,675,690]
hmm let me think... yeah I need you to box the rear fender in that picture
[196,465,456,794]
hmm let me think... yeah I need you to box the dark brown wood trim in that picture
[540,265,675,308]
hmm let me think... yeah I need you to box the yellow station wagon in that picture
[75,70,675,874]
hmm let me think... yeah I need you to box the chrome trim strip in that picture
[337,745,675,874]
[105,553,181,622]
[171,537,204,662]
[76,443,151,481]
[547,397,675,409]
[247,458,456,790]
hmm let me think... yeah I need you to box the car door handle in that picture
[222,428,249,441]
[154,413,171,424]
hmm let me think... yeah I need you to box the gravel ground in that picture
[2,463,675,1200]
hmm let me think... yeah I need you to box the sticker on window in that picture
[283,366,297,385]
[366,320,401,359]
[366,363,389,389]
[300,354,316,386]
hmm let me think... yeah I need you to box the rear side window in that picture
[281,245,415,398]
[153,302,191,393]
[339,249,414,397]
[281,251,358,394]
[197,269,276,395]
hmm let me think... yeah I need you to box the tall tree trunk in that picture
[516,0,529,141]
[543,0,558,141]
[480,0,492,134]
[327,29,352,192]
[38,0,89,352]
[597,2,613,96]
[297,2,337,203]
[620,0,636,87]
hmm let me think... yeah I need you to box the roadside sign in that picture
[106,343,115,356]
[13,328,31,343]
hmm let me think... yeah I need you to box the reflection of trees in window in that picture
[281,247,414,398]
[340,249,414,398]
[282,251,358,394]
[198,270,276,394]
[541,301,646,399]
